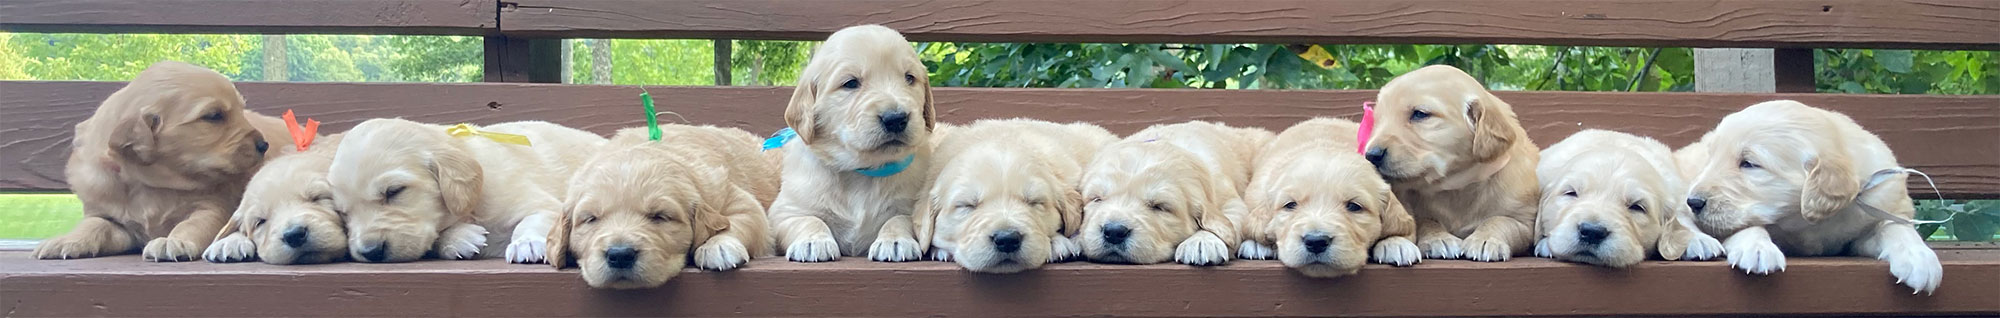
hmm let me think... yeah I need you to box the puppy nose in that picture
[281,226,310,248]
[1302,233,1332,254]
[878,111,910,134]
[1577,222,1610,244]
[357,241,389,262]
[1364,147,1387,167]
[253,139,269,154]
[604,245,639,269]
[991,229,1024,253]
[1100,223,1132,245]
[1686,196,1708,214]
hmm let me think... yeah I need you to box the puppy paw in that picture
[695,236,751,271]
[1724,237,1786,275]
[1371,236,1421,267]
[203,234,258,263]
[1173,231,1230,266]
[1462,234,1513,262]
[1533,238,1553,258]
[867,236,923,262]
[1885,246,1943,295]
[504,236,547,264]
[435,224,489,260]
[1237,240,1275,260]
[929,248,955,262]
[1049,235,1082,263]
[785,235,841,262]
[142,237,201,262]
[1679,233,1725,261]
[1417,234,1464,259]
[33,236,107,260]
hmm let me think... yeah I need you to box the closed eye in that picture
[1149,202,1170,213]
[1563,190,1578,197]
[382,185,405,202]
[1738,159,1760,169]
[202,110,226,122]
[1628,202,1647,214]
[579,214,598,225]
[648,211,670,223]
[1409,109,1432,121]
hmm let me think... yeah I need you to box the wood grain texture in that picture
[3,250,1997,317]
[0,0,496,35]
[2,81,1995,197]
[498,0,2000,50]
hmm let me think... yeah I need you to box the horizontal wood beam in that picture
[3,250,1997,317]
[497,0,2000,50]
[2,81,1995,196]
[0,0,498,35]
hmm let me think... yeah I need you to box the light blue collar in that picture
[763,127,915,178]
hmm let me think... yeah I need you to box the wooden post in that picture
[483,35,565,83]
[714,39,732,86]
[261,35,286,81]
[1693,48,1775,93]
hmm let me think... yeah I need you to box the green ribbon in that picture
[641,88,661,141]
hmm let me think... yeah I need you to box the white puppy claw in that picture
[1462,236,1512,262]
[142,237,200,262]
[867,236,923,262]
[1173,231,1229,266]
[695,236,751,271]
[436,223,489,260]
[1680,233,1725,261]
[1371,236,1421,267]
[1724,235,1786,275]
[1532,238,1553,258]
[1884,246,1943,295]
[929,248,955,262]
[505,235,547,264]
[1050,235,1082,263]
[786,235,841,262]
[203,233,258,263]
[1418,233,1464,259]
[1237,240,1275,260]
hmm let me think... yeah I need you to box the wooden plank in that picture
[498,0,2000,50]
[3,250,1997,317]
[0,0,497,35]
[2,81,1995,196]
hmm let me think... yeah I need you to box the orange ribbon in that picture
[282,109,319,152]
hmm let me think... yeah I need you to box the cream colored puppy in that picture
[1078,121,1272,266]
[1242,118,1419,278]
[1364,65,1540,262]
[550,126,777,289]
[205,134,349,265]
[1533,130,1722,268]
[1679,100,1942,294]
[767,25,938,262]
[914,119,1116,273]
[37,61,289,261]
[330,119,604,263]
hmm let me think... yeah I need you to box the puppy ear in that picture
[689,170,739,250]
[547,206,573,269]
[1380,191,1417,238]
[1800,151,1859,223]
[913,187,942,253]
[1057,185,1085,237]
[1466,95,1516,160]
[427,144,483,221]
[921,77,937,132]
[1192,178,1241,246]
[784,69,819,144]
[112,113,163,164]
[212,206,245,243]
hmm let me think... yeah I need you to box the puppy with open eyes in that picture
[1678,100,1942,294]
[1241,118,1419,278]
[329,119,605,263]
[913,119,1116,273]
[550,126,777,289]
[37,61,288,261]
[205,134,350,265]
[766,25,939,262]
[1077,121,1273,266]
[1364,65,1540,262]
[1533,130,1722,268]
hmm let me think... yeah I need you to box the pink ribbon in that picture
[1357,101,1375,154]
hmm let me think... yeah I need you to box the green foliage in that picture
[1917,200,2000,242]
[730,40,811,86]
[7,33,254,80]
[0,33,28,79]
[1818,49,1997,94]
[386,36,482,82]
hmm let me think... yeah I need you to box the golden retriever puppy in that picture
[550,126,777,289]
[1078,121,1272,266]
[1242,118,1419,278]
[914,119,1116,273]
[36,61,289,261]
[330,119,604,263]
[1532,130,1722,268]
[1679,100,1942,294]
[204,134,349,264]
[1364,65,1540,262]
[767,25,938,262]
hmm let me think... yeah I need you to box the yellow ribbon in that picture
[446,123,532,146]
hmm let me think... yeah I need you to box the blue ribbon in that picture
[763,127,914,178]
[762,127,797,151]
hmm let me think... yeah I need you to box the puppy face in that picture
[925,145,1075,273]
[1538,143,1672,267]
[550,146,726,289]
[1077,144,1211,264]
[220,137,347,264]
[1365,65,1517,182]
[783,25,936,171]
[1250,150,1409,277]
[1682,101,1859,237]
[329,119,482,263]
[105,61,271,189]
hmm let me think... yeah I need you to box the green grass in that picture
[0,194,83,239]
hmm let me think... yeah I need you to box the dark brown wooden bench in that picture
[2,1,1997,317]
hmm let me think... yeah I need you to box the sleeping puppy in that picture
[1242,118,1419,278]
[914,119,1116,273]
[767,25,938,262]
[1364,65,1540,262]
[205,134,349,264]
[1533,130,1722,268]
[1679,100,1942,294]
[330,119,604,263]
[1078,121,1272,266]
[36,61,288,261]
[550,126,777,289]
